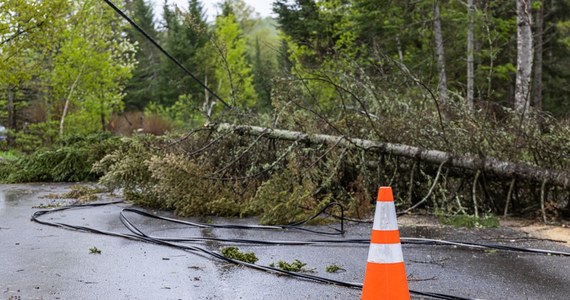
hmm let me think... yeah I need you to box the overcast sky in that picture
[150,0,274,21]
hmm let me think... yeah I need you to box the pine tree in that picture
[158,0,209,107]
[183,0,210,101]
[273,0,329,66]
[158,1,186,105]
[123,0,160,110]
[252,37,272,111]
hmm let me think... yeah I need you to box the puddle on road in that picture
[0,188,36,216]
[202,226,220,249]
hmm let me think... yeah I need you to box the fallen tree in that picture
[93,122,570,224]
[214,123,570,188]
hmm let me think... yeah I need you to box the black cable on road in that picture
[120,201,345,236]
[31,201,481,300]
[101,0,232,109]
[117,208,570,257]
[401,237,570,257]
[32,201,570,299]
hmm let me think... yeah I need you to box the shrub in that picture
[94,134,166,207]
[11,121,59,153]
[1,133,120,183]
[96,133,259,214]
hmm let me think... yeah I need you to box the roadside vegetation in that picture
[0,133,120,183]
[1,1,569,225]
[438,214,501,229]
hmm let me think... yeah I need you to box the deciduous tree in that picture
[211,12,257,108]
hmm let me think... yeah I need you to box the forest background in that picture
[1,0,570,225]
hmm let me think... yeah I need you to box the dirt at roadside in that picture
[501,218,570,244]
[398,214,570,244]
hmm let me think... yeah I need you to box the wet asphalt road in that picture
[1,184,569,300]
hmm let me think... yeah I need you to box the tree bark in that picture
[203,73,213,121]
[396,34,404,64]
[532,1,543,111]
[515,0,534,115]
[434,2,448,105]
[466,0,475,110]
[59,65,84,138]
[100,94,106,132]
[6,86,15,145]
[213,123,570,188]
[6,86,15,130]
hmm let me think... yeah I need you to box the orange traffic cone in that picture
[361,187,410,300]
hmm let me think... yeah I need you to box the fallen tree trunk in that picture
[214,123,570,188]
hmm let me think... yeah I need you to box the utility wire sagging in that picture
[101,0,232,109]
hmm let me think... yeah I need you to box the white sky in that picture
[151,0,274,21]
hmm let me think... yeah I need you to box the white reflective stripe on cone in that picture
[367,243,404,264]
[372,202,398,231]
